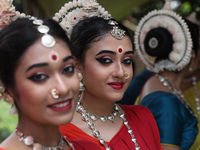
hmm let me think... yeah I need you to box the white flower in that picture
[0,0,15,14]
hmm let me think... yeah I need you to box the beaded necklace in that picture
[155,74,197,119]
[15,127,75,150]
[76,95,140,150]
[190,76,200,121]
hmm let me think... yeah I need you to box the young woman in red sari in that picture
[54,0,163,149]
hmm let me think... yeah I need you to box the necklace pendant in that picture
[33,143,42,150]
[113,104,121,111]
[76,105,84,114]
[136,147,140,150]
[113,111,119,117]
[90,114,98,122]
[87,122,95,129]
[100,116,107,122]
[24,136,34,146]
[93,130,100,138]
[108,114,114,123]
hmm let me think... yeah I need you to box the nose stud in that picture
[51,88,59,99]
[124,72,129,79]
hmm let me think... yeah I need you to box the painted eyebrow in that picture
[95,50,116,56]
[26,56,74,73]
[124,51,134,55]
[26,63,48,72]
[95,50,134,56]
[63,56,74,62]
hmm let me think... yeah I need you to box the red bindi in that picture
[52,55,57,60]
[118,48,122,53]
[49,50,59,62]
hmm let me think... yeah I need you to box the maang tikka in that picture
[28,16,59,62]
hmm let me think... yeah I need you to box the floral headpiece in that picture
[134,0,193,72]
[0,0,25,29]
[53,0,125,40]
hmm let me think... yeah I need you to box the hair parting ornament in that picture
[134,0,193,72]
[27,15,59,62]
[53,0,126,40]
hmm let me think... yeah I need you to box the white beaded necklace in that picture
[76,96,140,150]
[155,74,197,119]
[15,128,75,150]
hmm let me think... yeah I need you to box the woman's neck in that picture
[158,70,184,90]
[181,69,200,90]
[17,119,61,146]
[79,91,115,116]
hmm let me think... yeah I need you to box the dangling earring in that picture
[78,72,85,91]
[0,81,18,115]
[10,103,18,115]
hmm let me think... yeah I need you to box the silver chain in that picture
[76,101,140,150]
[155,74,197,119]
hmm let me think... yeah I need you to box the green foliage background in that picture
[0,101,17,143]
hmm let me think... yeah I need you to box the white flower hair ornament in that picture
[0,0,26,29]
[0,80,17,115]
[53,0,125,40]
[134,0,193,72]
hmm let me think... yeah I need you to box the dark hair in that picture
[144,19,199,62]
[71,16,133,63]
[0,18,73,90]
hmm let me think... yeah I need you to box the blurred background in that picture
[1,0,200,143]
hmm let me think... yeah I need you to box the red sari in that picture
[60,105,163,150]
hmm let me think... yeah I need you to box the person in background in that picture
[120,10,200,150]
[134,0,199,149]
[118,69,152,105]
[53,0,163,149]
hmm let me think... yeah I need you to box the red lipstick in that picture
[108,82,124,90]
[48,99,72,112]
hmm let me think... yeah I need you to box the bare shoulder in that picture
[141,75,169,99]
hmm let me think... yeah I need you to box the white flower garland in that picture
[0,0,26,27]
[53,0,111,38]
[134,8,193,72]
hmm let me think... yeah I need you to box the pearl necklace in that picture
[155,74,197,118]
[15,127,75,150]
[76,101,140,150]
